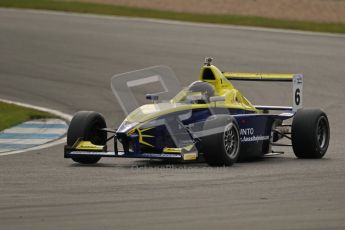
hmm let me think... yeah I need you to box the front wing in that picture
[65,150,182,159]
[64,141,197,161]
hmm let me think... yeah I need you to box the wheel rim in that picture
[223,124,239,159]
[317,117,328,149]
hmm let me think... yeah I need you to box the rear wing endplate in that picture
[223,72,303,112]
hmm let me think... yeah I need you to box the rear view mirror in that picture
[146,94,159,102]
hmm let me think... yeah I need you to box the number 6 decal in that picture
[295,88,300,105]
[293,74,303,112]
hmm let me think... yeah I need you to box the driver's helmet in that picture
[188,81,215,103]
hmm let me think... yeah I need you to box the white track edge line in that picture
[1,8,344,38]
[0,98,72,156]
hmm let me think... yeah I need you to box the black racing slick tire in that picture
[67,111,107,164]
[201,115,240,166]
[291,109,330,159]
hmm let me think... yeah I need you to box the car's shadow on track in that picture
[67,154,330,169]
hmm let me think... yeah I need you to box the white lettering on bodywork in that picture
[240,128,254,136]
[239,128,269,142]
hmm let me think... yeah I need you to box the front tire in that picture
[291,109,330,159]
[201,115,240,166]
[67,111,107,164]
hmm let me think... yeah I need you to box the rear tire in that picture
[67,111,107,164]
[291,109,330,159]
[201,115,240,166]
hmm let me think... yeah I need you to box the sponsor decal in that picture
[240,135,269,142]
[239,128,269,142]
[240,128,254,136]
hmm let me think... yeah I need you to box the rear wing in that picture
[223,72,303,112]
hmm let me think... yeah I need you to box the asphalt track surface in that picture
[0,9,345,230]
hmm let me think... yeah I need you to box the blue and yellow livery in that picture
[64,58,330,166]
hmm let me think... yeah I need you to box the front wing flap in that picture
[64,141,197,161]
[65,150,182,159]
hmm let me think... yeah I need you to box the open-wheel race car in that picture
[64,58,330,166]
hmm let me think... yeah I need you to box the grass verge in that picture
[0,101,56,131]
[1,0,345,34]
